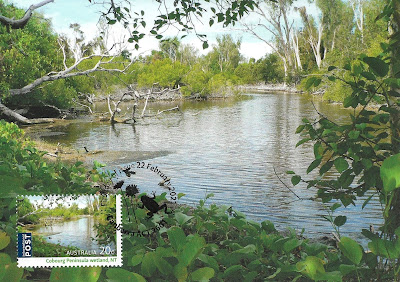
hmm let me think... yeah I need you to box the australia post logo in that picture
[18,233,32,258]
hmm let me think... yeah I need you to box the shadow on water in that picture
[27,93,383,241]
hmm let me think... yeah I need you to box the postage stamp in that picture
[16,194,122,267]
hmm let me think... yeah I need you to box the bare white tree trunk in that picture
[350,0,364,44]
[331,28,337,51]
[305,15,324,69]
[292,31,303,71]
[242,0,298,81]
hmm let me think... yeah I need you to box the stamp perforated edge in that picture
[17,194,122,268]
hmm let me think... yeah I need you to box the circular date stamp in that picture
[109,161,178,237]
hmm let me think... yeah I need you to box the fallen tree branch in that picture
[18,208,46,220]
[141,95,150,118]
[9,54,134,96]
[72,98,93,114]
[107,93,133,123]
[0,101,53,124]
[0,0,54,29]
[142,106,180,117]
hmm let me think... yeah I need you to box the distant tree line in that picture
[0,0,389,118]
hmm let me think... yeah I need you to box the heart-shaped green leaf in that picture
[338,237,363,265]
[381,153,400,193]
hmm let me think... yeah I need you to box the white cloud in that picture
[241,42,272,61]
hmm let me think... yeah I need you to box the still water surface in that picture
[34,216,112,253]
[32,93,383,240]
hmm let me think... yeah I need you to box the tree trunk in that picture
[0,102,53,124]
[389,1,400,154]
[385,0,400,237]
[292,32,303,71]
[0,0,54,29]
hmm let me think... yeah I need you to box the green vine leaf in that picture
[363,57,389,77]
[291,175,301,185]
[307,159,321,174]
[191,267,215,281]
[380,153,400,193]
[334,157,349,173]
[338,237,363,265]
[334,215,347,227]
[106,269,146,281]
[296,256,325,280]
[0,232,10,250]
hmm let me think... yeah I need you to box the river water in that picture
[33,216,115,253]
[31,93,383,241]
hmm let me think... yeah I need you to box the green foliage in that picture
[233,62,263,84]
[380,153,400,193]
[137,58,188,89]
[338,237,363,265]
[0,120,108,196]
[31,236,80,257]
[33,80,78,109]
[0,251,23,282]
[323,75,353,102]
[0,2,68,107]
[93,196,117,245]
[206,35,242,73]
[16,198,40,224]
[50,267,101,282]
[118,194,390,281]
[181,64,212,97]
[0,126,395,281]
[258,53,285,83]
[292,3,400,277]
[207,73,240,97]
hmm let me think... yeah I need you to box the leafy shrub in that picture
[258,53,285,83]
[181,64,212,96]
[207,73,240,96]
[0,120,107,196]
[233,62,263,84]
[137,59,188,89]
[323,78,352,102]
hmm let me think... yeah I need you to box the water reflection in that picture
[34,216,114,254]
[29,93,383,240]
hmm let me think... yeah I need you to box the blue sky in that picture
[10,0,318,60]
[26,195,92,209]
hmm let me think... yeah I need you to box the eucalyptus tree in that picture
[208,34,242,73]
[159,37,180,62]
[349,0,365,43]
[242,0,300,80]
[177,44,199,66]
[297,0,353,69]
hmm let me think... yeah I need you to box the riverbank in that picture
[81,83,303,105]
[239,83,302,93]
[32,137,172,167]
[85,84,241,103]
